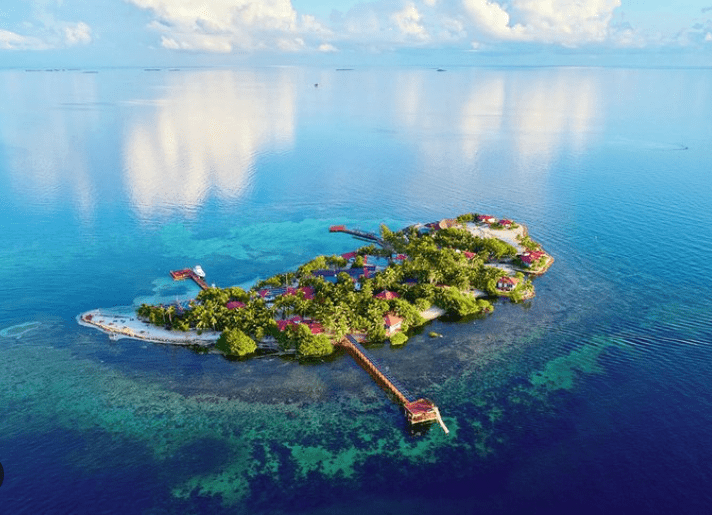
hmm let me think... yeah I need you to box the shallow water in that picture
[1,66,711,514]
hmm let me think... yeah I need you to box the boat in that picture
[192,265,205,278]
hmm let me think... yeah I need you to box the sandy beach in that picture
[78,309,221,346]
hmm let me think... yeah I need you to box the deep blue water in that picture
[1,66,711,514]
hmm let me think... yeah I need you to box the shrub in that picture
[216,328,257,356]
[390,332,408,346]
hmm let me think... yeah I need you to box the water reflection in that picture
[510,70,600,167]
[0,71,100,224]
[123,70,296,219]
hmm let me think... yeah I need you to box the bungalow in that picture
[498,219,513,228]
[384,312,404,336]
[285,286,315,300]
[341,251,358,262]
[375,290,400,300]
[496,276,520,291]
[478,214,497,224]
[394,254,408,262]
[276,316,323,334]
[519,250,546,267]
[463,251,476,260]
[226,301,246,310]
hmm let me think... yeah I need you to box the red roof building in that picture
[284,287,315,300]
[496,276,520,291]
[519,250,546,266]
[478,215,496,223]
[463,251,476,260]
[375,290,400,300]
[499,219,513,227]
[384,312,404,336]
[226,301,246,310]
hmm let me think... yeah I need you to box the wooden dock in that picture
[339,335,449,433]
[329,225,387,247]
[170,268,209,290]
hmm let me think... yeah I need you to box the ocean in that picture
[0,65,711,514]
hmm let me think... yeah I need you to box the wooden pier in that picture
[170,268,209,290]
[339,335,449,433]
[329,225,387,247]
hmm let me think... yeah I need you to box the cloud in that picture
[127,0,332,52]
[0,28,49,50]
[318,42,338,52]
[63,21,92,46]
[0,1,93,51]
[391,2,428,40]
[461,0,621,46]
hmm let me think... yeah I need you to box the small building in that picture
[519,250,546,267]
[463,251,476,260]
[375,290,400,300]
[498,219,513,228]
[226,301,246,310]
[496,276,520,291]
[285,286,315,300]
[384,313,404,336]
[477,215,497,224]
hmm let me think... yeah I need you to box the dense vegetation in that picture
[138,214,539,358]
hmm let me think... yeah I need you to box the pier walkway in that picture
[170,268,209,290]
[338,335,449,433]
[329,225,387,248]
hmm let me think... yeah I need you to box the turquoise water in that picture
[1,66,711,513]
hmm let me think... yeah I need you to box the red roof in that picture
[463,251,476,259]
[497,276,519,285]
[226,301,246,310]
[520,250,545,264]
[384,313,404,328]
[341,251,357,261]
[499,219,513,225]
[395,254,408,261]
[307,322,324,334]
[284,287,315,300]
[277,317,324,335]
[478,215,496,222]
[375,290,400,300]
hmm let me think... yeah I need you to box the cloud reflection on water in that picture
[123,69,296,219]
[0,71,100,224]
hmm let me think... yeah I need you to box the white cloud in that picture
[461,0,621,46]
[318,42,338,52]
[706,32,712,41]
[127,0,331,52]
[0,28,49,50]
[63,21,92,46]
[392,2,428,40]
[463,0,526,40]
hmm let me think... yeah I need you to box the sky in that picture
[1,0,711,67]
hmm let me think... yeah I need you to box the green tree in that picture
[216,328,257,356]
[390,332,408,346]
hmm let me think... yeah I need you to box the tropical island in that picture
[79,212,553,359]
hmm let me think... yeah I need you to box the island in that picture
[79,212,552,431]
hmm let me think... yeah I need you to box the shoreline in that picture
[78,304,450,348]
